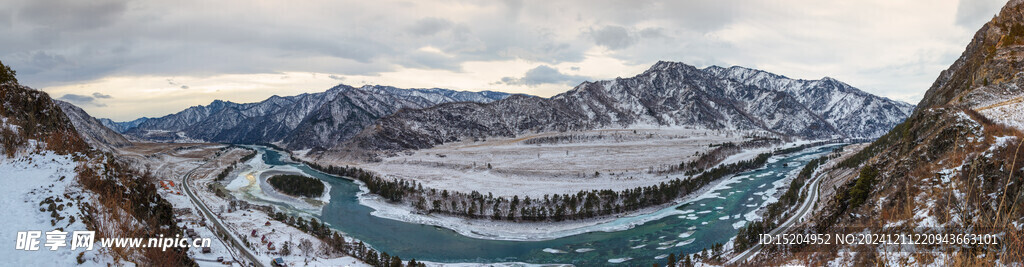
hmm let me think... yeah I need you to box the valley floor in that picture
[350,139,817,241]
[326,128,764,197]
[120,142,369,267]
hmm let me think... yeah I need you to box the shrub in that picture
[847,166,878,209]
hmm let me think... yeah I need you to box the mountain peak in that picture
[647,61,699,72]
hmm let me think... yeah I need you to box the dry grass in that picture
[76,156,191,266]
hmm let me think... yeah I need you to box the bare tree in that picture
[318,241,332,257]
[298,238,313,257]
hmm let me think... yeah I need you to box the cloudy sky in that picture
[0,0,1009,120]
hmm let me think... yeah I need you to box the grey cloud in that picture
[502,0,525,20]
[59,93,106,107]
[955,0,1006,29]
[18,51,70,75]
[498,65,589,86]
[2,0,588,87]
[19,0,127,31]
[91,92,111,98]
[180,85,189,89]
[328,74,345,81]
[638,28,666,39]
[589,26,668,50]
[0,0,984,107]
[591,26,634,50]
[396,50,462,71]
[0,9,11,29]
[408,17,453,36]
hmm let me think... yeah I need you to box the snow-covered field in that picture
[0,150,122,266]
[979,97,1024,130]
[353,128,753,197]
[356,147,789,241]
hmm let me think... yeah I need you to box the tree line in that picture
[214,146,256,181]
[269,212,425,267]
[658,137,782,176]
[305,146,808,222]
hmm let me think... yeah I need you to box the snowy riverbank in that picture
[357,159,765,241]
[354,142,829,242]
[225,150,331,214]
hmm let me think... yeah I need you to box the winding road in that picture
[727,166,826,265]
[182,164,265,267]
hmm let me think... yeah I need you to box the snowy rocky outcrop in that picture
[55,100,132,151]
[760,2,1024,265]
[339,62,914,153]
[121,84,512,150]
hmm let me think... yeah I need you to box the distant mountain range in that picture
[106,85,513,150]
[335,61,914,154]
[98,117,149,133]
[90,62,914,157]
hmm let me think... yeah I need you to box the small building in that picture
[272,258,286,267]
[250,230,257,237]
[267,241,275,251]
[264,221,272,226]
[202,247,211,253]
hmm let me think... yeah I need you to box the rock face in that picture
[122,84,512,150]
[55,100,132,151]
[767,2,1024,265]
[0,83,89,155]
[338,62,914,153]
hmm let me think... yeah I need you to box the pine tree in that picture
[0,59,16,84]
[667,253,676,267]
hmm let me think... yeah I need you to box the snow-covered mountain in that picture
[97,117,149,133]
[124,84,513,150]
[339,61,914,153]
[55,100,132,151]
[703,66,916,139]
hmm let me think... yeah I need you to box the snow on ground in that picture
[356,145,802,241]
[0,150,123,266]
[223,151,330,214]
[979,96,1024,130]
[349,128,754,197]
[185,152,366,266]
[129,143,366,266]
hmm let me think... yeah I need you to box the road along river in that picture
[238,144,841,266]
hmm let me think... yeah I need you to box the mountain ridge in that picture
[55,100,132,151]
[331,61,914,157]
[122,84,515,150]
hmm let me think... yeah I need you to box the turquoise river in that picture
[254,144,841,266]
